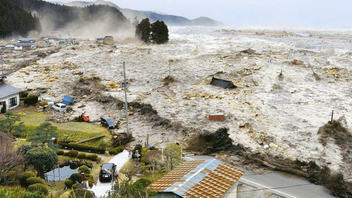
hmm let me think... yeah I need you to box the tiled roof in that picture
[150,158,244,198]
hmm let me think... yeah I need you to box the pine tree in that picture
[135,18,152,43]
[151,20,169,44]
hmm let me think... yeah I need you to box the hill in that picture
[0,0,40,38]
[14,0,130,37]
[63,0,223,26]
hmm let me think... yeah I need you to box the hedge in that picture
[64,179,73,188]
[57,150,65,155]
[109,146,124,155]
[26,177,45,186]
[77,153,86,159]
[69,173,82,184]
[78,165,90,174]
[19,171,36,187]
[24,95,39,106]
[67,150,79,158]
[28,183,49,195]
[59,142,106,154]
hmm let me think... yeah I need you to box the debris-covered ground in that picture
[3,27,352,181]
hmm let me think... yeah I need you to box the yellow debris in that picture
[48,78,56,82]
[107,81,119,89]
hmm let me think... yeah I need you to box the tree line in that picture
[0,0,39,38]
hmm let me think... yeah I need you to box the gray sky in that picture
[52,0,352,29]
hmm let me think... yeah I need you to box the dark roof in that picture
[0,83,21,99]
[210,77,236,89]
[62,96,74,105]
[101,117,116,127]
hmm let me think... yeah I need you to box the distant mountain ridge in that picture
[62,0,222,26]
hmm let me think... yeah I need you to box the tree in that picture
[0,133,23,184]
[108,179,155,198]
[25,146,58,178]
[135,18,151,43]
[28,122,58,148]
[0,112,25,137]
[142,150,161,177]
[151,20,169,44]
[164,143,181,170]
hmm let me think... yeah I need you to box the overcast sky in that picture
[52,0,352,29]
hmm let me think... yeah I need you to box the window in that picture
[9,97,17,107]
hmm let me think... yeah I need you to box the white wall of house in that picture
[0,94,20,112]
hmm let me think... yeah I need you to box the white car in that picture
[52,103,67,112]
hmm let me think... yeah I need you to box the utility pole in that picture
[122,62,130,136]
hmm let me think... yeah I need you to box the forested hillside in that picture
[0,0,40,38]
[13,0,129,33]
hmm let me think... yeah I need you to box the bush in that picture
[28,183,49,195]
[24,95,39,106]
[86,154,98,161]
[26,177,45,186]
[57,150,64,155]
[69,173,83,184]
[19,91,28,98]
[64,179,73,188]
[4,170,18,185]
[133,178,152,191]
[59,142,106,154]
[0,187,46,198]
[19,171,36,187]
[69,188,95,198]
[78,165,90,174]
[67,150,79,158]
[109,146,124,155]
[77,153,86,159]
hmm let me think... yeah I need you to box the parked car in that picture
[52,103,67,112]
[100,117,117,129]
[99,163,116,183]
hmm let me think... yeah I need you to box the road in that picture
[90,150,130,198]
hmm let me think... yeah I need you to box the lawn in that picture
[20,112,110,148]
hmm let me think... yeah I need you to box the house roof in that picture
[0,83,21,99]
[210,77,236,89]
[150,158,244,198]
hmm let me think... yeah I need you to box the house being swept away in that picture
[0,76,21,113]
[150,158,245,198]
[16,38,37,50]
[210,77,236,89]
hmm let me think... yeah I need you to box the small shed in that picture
[62,96,74,105]
[210,77,236,89]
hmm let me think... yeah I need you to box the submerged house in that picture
[150,158,244,198]
[0,76,21,113]
[16,38,37,50]
[210,77,236,89]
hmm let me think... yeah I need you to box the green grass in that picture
[20,112,110,148]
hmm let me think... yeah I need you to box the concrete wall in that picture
[0,94,20,112]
